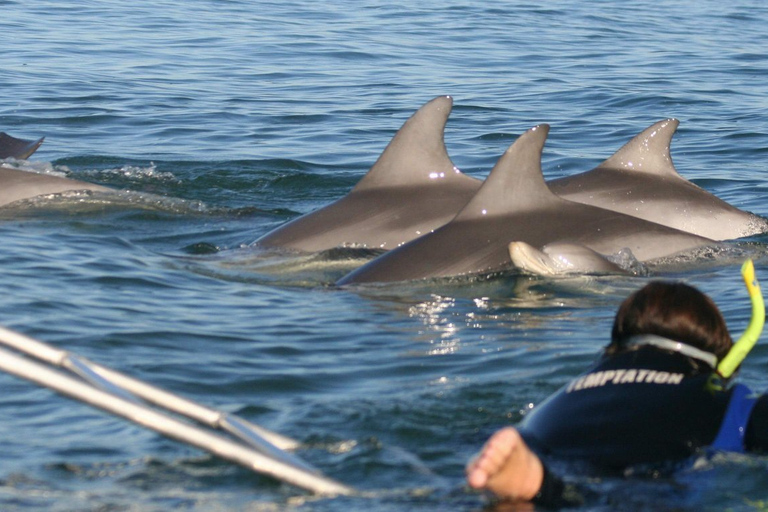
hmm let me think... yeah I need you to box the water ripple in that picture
[1,0,768,510]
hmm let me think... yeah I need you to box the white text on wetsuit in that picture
[566,369,684,393]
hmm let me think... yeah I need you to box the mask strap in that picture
[625,334,718,368]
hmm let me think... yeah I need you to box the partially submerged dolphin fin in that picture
[454,124,554,221]
[509,241,628,276]
[0,132,45,160]
[597,119,681,177]
[352,95,468,191]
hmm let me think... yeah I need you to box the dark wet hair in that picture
[606,281,733,362]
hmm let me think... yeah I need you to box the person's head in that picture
[606,281,733,366]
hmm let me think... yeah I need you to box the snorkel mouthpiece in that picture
[717,259,765,379]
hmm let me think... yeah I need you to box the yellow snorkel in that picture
[717,259,765,379]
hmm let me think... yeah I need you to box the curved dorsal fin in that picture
[597,119,681,177]
[0,132,45,160]
[455,124,553,220]
[353,96,468,191]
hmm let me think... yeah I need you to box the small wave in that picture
[0,189,215,218]
[1,160,72,178]
[178,246,379,288]
[645,242,761,273]
[607,247,651,276]
[81,162,181,185]
[3,160,180,188]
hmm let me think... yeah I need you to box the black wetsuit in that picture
[515,346,768,506]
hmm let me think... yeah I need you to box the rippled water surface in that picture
[2,1,768,510]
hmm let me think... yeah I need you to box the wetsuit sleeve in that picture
[530,463,584,508]
[745,394,768,452]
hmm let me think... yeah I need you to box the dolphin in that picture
[254,96,481,252]
[0,166,112,208]
[508,241,628,276]
[548,119,768,241]
[0,132,113,207]
[257,109,761,255]
[0,132,45,160]
[337,125,716,285]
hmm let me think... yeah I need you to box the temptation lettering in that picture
[566,369,685,393]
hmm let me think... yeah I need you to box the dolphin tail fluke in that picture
[508,241,628,276]
[598,119,681,177]
[0,132,45,160]
[352,96,473,191]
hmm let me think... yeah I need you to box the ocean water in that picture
[1,0,768,510]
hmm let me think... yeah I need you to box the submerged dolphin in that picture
[0,132,45,160]
[0,167,111,208]
[0,133,112,207]
[337,125,715,285]
[254,96,481,252]
[508,241,628,276]
[549,119,768,241]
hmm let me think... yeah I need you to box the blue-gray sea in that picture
[2,1,768,510]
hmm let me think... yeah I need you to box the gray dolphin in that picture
[0,132,45,160]
[257,109,761,255]
[0,167,111,208]
[549,119,768,241]
[254,96,481,252]
[337,125,716,285]
[0,132,112,207]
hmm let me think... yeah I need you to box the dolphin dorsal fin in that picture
[597,119,682,178]
[0,132,45,160]
[455,124,554,220]
[353,96,469,191]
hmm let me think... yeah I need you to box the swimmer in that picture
[467,267,767,506]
